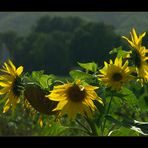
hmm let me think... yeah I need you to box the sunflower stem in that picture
[75,119,92,135]
[84,116,98,136]
[102,92,114,136]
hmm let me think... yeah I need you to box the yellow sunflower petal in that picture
[0,68,10,74]
[61,101,78,119]
[3,99,11,113]
[122,61,129,71]
[99,68,107,75]
[11,96,19,111]
[132,28,138,43]
[4,62,15,76]
[85,85,98,90]
[53,100,68,111]
[47,93,67,101]
[114,57,119,66]
[83,98,96,109]
[104,61,109,67]
[0,74,14,81]
[38,115,43,128]
[8,59,16,73]
[0,87,10,94]
[0,82,11,87]
[109,59,113,64]
[16,66,23,76]
[122,36,135,48]
[139,32,146,42]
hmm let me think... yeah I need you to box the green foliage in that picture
[69,70,93,80]
[118,87,138,107]
[26,70,55,90]
[123,119,148,135]
[106,115,148,135]
[0,16,123,75]
[0,105,38,136]
[109,46,130,58]
[78,62,98,73]
[36,117,68,136]
[108,127,139,136]
[69,70,99,85]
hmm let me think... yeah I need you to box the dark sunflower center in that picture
[12,77,24,97]
[112,72,122,81]
[67,84,85,102]
[134,51,141,68]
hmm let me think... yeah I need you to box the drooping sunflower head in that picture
[122,28,146,49]
[131,46,148,84]
[0,59,24,113]
[98,57,134,91]
[46,79,103,120]
[24,83,58,115]
[122,28,148,84]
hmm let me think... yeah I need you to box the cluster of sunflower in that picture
[0,28,148,136]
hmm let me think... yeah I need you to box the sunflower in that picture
[98,57,134,91]
[46,80,103,119]
[0,59,24,113]
[122,28,148,84]
[133,46,148,84]
[24,83,58,115]
[122,28,146,49]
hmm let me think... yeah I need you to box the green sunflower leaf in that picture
[109,46,130,58]
[29,71,55,90]
[39,75,55,89]
[108,127,139,136]
[116,87,138,106]
[122,119,148,135]
[77,62,98,73]
[69,70,99,85]
[106,115,148,135]
[105,115,123,126]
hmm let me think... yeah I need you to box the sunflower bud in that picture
[24,84,58,115]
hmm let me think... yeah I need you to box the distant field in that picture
[0,12,148,36]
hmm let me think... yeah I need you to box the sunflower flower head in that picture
[122,28,148,85]
[24,83,58,115]
[131,46,148,84]
[122,28,146,49]
[98,57,134,91]
[0,59,24,113]
[46,79,103,120]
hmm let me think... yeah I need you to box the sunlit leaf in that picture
[78,62,98,73]
[123,119,148,135]
[29,71,55,90]
[39,75,55,89]
[109,46,130,58]
[69,70,99,85]
[117,87,138,106]
[106,115,148,135]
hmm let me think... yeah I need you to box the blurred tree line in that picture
[0,16,128,76]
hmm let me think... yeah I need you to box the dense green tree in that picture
[69,22,121,67]
[20,31,72,74]
[0,16,126,76]
[33,16,84,33]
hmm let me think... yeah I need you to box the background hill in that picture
[0,12,148,36]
